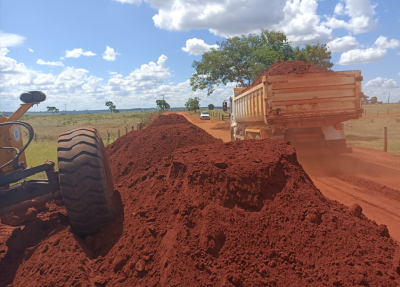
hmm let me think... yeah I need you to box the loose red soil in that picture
[240,60,330,95]
[0,114,399,286]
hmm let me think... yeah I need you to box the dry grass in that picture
[345,115,400,156]
[21,111,157,179]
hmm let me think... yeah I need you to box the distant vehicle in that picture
[200,111,210,120]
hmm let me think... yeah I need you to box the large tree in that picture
[47,106,59,115]
[294,44,333,70]
[105,101,119,113]
[185,97,200,113]
[190,30,333,96]
[156,99,170,112]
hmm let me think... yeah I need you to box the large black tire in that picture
[57,127,114,237]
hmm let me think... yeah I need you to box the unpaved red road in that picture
[180,112,400,243]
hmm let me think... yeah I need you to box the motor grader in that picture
[0,91,114,236]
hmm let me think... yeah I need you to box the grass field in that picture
[362,103,400,116]
[12,104,400,180]
[345,113,400,156]
[21,111,156,179]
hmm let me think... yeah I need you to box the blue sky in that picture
[1,0,399,111]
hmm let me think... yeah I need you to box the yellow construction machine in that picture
[0,91,114,236]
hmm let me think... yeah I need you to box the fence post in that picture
[34,133,37,141]
[125,127,128,135]
[118,129,120,138]
[132,126,134,131]
[384,127,387,152]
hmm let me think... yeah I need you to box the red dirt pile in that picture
[106,114,222,184]
[0,114,399,287]
[240,60,330,94]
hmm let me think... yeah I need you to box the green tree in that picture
[294,43,333,70]
[156,99,170,112]
[47,106,59,115]
[185,97,200,113]
[190,30,333,96]
[105,101,118,113]
[370,96,378,104]
[208,104,215,110]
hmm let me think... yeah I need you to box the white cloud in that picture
[29,48,34,52]
[374,36,400,49]
[365,77,398,89]
[112,0,141,3]
[103,46,119,61]
[144,0,332,45]
[0,47,28,74]
[0,51,233,111]
[37,59,64,67]
[327,36,358,52]
[109,71,118,75]
[363,78,400,103]
[334,2,344,15]
[272,0,333,45]
[338,48,386,65]
[112,0,331,45]
[337,35,399,65]
[182,38,218,55]
[107,54,170,92]
[149,0,288,38]
[60,57,65,60]
[65,48,96,58]
[33,73,57,85]
[323,0,378,34]
[0,32,25,47]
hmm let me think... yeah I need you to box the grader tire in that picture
[57,127,114,237]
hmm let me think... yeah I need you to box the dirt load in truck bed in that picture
[240,60,330,95]
[0,114,399,287]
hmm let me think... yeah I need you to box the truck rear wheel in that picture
[57,127,114,237]
[246,133,254,140]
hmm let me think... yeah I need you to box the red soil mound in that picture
[240,60,330,95]
[1,114,399,287]
[146,113,190,128]
[106,114,222,184]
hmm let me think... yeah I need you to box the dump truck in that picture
[0,91,114,236]
[223,70,364,153]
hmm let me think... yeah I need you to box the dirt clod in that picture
[0,207,38,226]
[349,203,363,218]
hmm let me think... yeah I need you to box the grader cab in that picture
[0,91,114,236]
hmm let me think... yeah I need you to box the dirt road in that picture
[180,112,400,243]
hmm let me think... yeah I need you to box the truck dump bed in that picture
[234,70,363,128]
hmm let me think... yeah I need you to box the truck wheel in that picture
[57,127,114,237]
[246,133,254,140]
